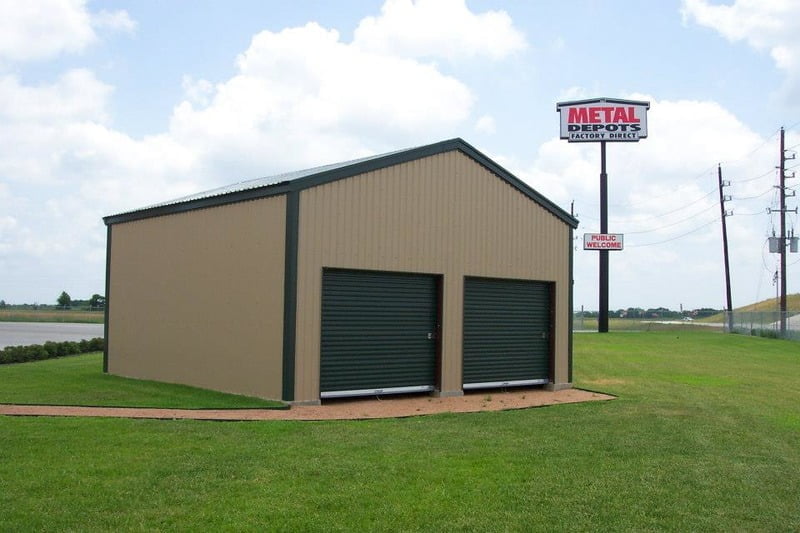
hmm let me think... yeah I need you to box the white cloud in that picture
[2,0,523,302]
[91,9,136,34]
[682,0,800,98]
[0,69,112,124]
[474,115,496,134]
[353,0,526,60]
[557,86,590,102]
[0,70,116,186]
[181,76,215,107]
[169,21,474,175]
[0,0,133,63]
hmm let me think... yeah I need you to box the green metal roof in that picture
[104,138,578,228]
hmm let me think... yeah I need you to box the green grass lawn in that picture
[0,309,104,323]
[1,331,799,531]
[0,353,283,409]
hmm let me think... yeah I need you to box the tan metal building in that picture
[103,138,579,404]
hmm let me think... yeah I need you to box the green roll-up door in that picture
[320,269,439,398]
[463,277,552,389]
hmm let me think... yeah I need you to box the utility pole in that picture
[717,165,733,333]
[780,127,787,334]
[768,127,797,336]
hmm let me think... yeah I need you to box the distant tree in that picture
[0,300,6,308]
[57,291,72,309]
[626,307,645,319]
[693,308,721,318]
[88,294,105,310]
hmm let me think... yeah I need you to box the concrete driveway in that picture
[0,322,104,349]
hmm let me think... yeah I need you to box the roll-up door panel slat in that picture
[321,269,438,395]
[463,277,551,386]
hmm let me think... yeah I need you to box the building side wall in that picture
[294,151,571,402]
[108,196,286,400]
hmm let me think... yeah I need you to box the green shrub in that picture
[0,346,22,364]
[27,345,47,360]
[88,337,104,351]
[62,342,80,356]
[0,337,105,365]
[92,338,104,351]
[55,342,68,357]
[43,341,59,358]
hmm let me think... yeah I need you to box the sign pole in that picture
[599,141,609,333]
[556,97,649,335]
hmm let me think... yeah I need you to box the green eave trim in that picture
[103,138,578,229]
[103,183,293,225]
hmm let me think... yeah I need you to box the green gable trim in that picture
[103,138,578,229]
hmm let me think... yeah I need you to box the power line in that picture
[621,203,718,234]
[721,128,781,167]
[573,179,718,215]
[615,187,718,223]
[733,187,775,201]
[785,141,800,151]
[578,183,728,225]
[627,218,717,248]
[731,166,777,184]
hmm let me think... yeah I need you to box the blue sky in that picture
[1,0,799,311]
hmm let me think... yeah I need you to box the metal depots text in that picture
[567,106,641,140]
[557,99,649,143]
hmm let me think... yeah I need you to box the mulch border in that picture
[0,387,614,421]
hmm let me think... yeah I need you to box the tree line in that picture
[576,307,721,319]
[56,291,105,310]
[0,292,105,311]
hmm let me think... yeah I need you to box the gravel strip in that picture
[0,388,614,421]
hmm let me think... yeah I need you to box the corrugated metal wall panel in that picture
[320,269,438,396]
[108,196,286,400]
[463,277,551,386]
[295,151,571,402]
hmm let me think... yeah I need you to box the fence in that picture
[727,311,800,341]
[571,315,722,332]
[572,312,800,341]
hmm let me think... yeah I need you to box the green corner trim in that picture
[103,225,111,373]
[281,190,299,401]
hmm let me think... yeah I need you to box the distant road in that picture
[0,322,104,349]
[640,321,724,328]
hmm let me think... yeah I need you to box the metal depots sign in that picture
[556,98,649,142]
[584,233,624,250]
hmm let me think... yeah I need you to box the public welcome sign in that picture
[556,98,649,142]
